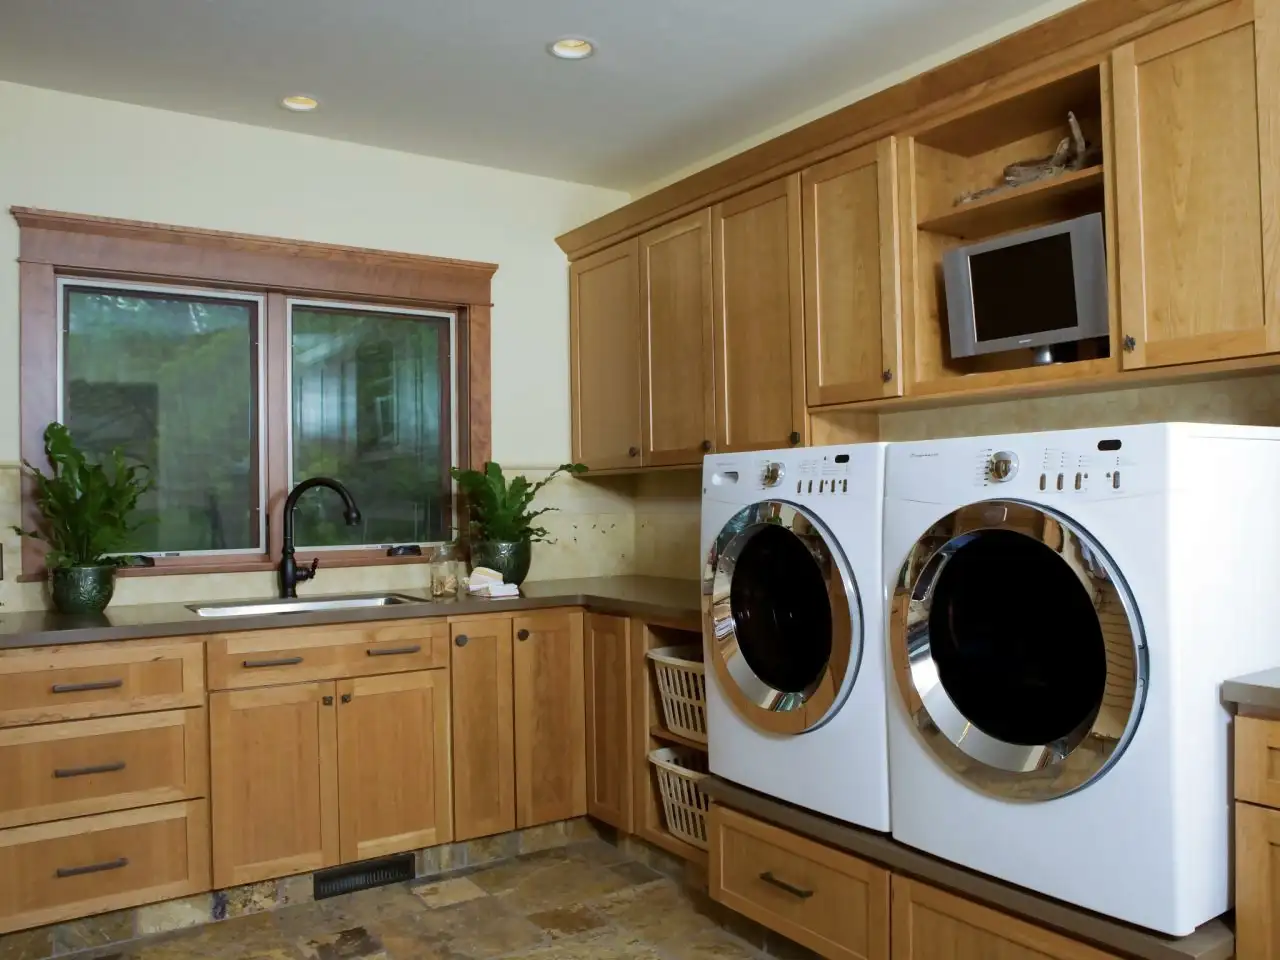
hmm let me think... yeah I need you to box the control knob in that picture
[988,451,1019,483]
[761,462,785,488]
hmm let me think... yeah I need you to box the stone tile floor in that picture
[71,841,792,960]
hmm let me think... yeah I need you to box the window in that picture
[16,207,496,576]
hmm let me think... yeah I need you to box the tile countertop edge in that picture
[701,777,1233,960]
[0,576,702,649]
[1223,667,1280,712]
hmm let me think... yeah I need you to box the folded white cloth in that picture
[468,566,505,586]
[467,581,520,598]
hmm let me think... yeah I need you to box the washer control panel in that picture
[972,442,1129,496]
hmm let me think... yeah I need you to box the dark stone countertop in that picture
[703,778,1233,960]
[1223,667,1280,712]
[0,576,702,649]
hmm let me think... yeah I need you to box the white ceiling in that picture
[0,0,1069,191]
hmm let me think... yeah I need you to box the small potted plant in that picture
[450,461,586,586]
[13,423,152,614]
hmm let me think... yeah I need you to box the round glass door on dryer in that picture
[891,499,1148,800]
[704,499,861,735]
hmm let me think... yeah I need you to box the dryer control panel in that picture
[973,443,1127,495]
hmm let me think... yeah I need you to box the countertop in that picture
[0,576,702,649]
[1222,667,1280,712]
[703,778,1233,960]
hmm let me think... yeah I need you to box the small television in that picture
[942,212,1108,363]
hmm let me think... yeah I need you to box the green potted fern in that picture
[450,461,586,586]
[13,423,153,614]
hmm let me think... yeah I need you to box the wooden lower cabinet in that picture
[335,671,452,861]
[210,682,339,888]
[0,800,210,935]
[513,611,587,827]
[450,617,516,841]
[890,877,1121,960]
[584,613,634,831]
[1237,801,1280,960]
[710,805,889,960]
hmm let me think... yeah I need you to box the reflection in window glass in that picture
[290,304,453,548]
[62,286,261,554]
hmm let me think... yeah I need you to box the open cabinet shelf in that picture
[918,165,1104,239]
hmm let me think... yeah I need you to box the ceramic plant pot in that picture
[471,540,532,586]
[50,565,116,614]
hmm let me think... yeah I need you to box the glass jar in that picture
[430,543,466,599]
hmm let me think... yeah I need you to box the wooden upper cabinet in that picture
[584,613,634,832]
[512,611,587,828]
[450,618,515,841]
[639,210,716,465]
[891,876,1122,960]
[1113,0,1280,368]
[209,682,338,888]
[335,671,451,862]
[802,139,903,405]
[712,175,807,452]
[570,240,643,469]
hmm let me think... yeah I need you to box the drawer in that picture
[1237,715,1280,807]
[0,711,208,829]
[709,805,889,960]
[207,619,449,690]
[0,640,205,728]
[0,800,210,934]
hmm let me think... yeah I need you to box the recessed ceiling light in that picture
[549,37,594,60]
[281,94,319,112]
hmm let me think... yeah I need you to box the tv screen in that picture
[969,233,1080,343]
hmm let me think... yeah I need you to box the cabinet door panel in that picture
[513,611,587,828]
[210,682,338,888]
[803,139,902,405]
[640,210,716,465]
[1238,800,1280,960]
[570,241,643,469]
[336,671,451,862]
[584,614,633,831]
[1114,0,1280,367]
[450,618,515,841]
[712,175,806,452]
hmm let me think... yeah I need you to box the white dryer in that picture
[883,423,1280,935]
[701,443,889,830]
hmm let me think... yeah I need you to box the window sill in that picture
[17,553,432,582]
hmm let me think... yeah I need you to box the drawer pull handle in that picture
[366,645,421,657]
[759,871,814,900]
[56,857,129,879]
[242,656,304,669]
[51,679,123,694]
[54,761,126,779]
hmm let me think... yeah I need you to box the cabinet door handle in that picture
[788,431,801,446]
[242,656,303,669]
[455,634,469,647]
[1123,335,1137,352]
[628,446,640,458]
[322,696,334,706]
[57,857,129,879]
[701,440,712,453]
[517,629,530,641]
[881,369,893,383]
[54,761,126,779]
[340,693,353,704]
[759,871,814,900]
[51,679,123,694]
[366,645,421,657]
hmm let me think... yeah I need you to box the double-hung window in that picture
[56,280,459,563]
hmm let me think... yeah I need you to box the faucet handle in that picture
[299,557,319,582]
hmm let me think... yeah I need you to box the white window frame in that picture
[285,297,459,552]
[55,277,268,558]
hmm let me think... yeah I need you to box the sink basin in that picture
[187,594,426,618]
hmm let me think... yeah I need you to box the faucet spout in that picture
[279,477,362,599]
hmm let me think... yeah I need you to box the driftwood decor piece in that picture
[956,112,1103,206]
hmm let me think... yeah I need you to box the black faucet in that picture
[279,477,362,599]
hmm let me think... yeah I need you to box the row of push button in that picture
[796,479,849,494]
[1038,471,1121,490]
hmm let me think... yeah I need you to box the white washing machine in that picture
[701,443,889,830]
[883,423,1280,935]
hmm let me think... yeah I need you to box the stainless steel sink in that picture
[187,594,426,618]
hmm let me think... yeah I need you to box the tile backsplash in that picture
[4,374,1278,613]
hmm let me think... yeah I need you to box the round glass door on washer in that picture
[705,500,861,736]
[891,499,1147,800]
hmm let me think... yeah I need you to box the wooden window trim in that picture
[13,207,496,580]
